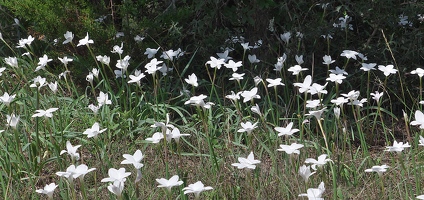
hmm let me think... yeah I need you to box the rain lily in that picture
[185,73,199,87]
[232,151,261,169]
[418,135,424,146]
[128,70,145,86]
[30,76,46,90]
[309,83,328,96]
[251,104,262,116]
[385,140,410,153]
[288,65,308,75]
[365,164,389,176]
[326,73,346,84]
[225,60,243,72]
[184,94,214,109]
[4,57,18,68]
[240,87,261,102]
[111,42,124,55]
[116,55,131,72]
[74,164,96,180]
[305,154,332,170]
[144,47,159,58]
[295,55,304,65]
[299,165,316,183]
[340,50,358,60]
[6,114,19,129]
[170,127,190,143]
[77,32,94,47]
[277,143,304,155]
[145,58,163,75]
[108,181,125,197]
[275,122,300,137]
[411,68,424,77]
[216,50,232,62]
[206,56,225,69]
[248,54,260,63]
[0,92,16,106]
[370,91,384,102]
[156,175,184,192]
[121,150,144,169]
[360,63,377,71]
[182,181,213,199]
[294,75,312,93]
[60,141,81,161]
[322,55,335,65]
[378,64,397,76]
[266,78,285,87]
[96,55,110,65]
[63,31,74,44]
[411,110,424,129]
[329,66,348,75]
[32,108,59,118]
[16,35,34,48]
[299,182,325,199]
[36,183,57,199]
[101,168,131,183]
[229,73,245,81]
[306,108,327,120]
[280,32,291,43]
[237,121,258,134]
[225,91,241,101]
[83,122,107,138]
[145,132,164,143]
[36,54,52,71]
[97,91,112,106]
[48,81,58,93]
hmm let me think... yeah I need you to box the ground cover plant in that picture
[2,1,424,200]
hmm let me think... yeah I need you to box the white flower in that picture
[231,152,261,169]
[370,91,384,102]
[182,181,213,198]
[280,32,291,43]
[309,83,328,96]
[299,182,325,199]
[32,108,59,118]
[58,56,73,65]
[275,122,300,137]
[329,66,348,75]
[305,154,332,170]
[107,181,124,197]
[240,87,261,103]
[225,60,243,72]
[121,150,144,169]
[385,140,410,153]
[378,65,397,76]
[225,91,241,101]
[237,122,258,134]
[144,47,159,59]
[36,54,52,71]
[83,122,107,138]
[111,43,124,55]
[288,65,308,75]
[216,50,232,62]
[266,78,285,87]
[145,132,164,143]
[156,175,184,192]
[77,32,94,47]
[206,56,225,69]
[326,73,346,84]
[101,168,131,183]
[418,135,424,146]
[299,165,316,183]
[6,114,20,129]
[128,70,145,86]
[295,55,304,65]
[96,55,110,66]
[134,35,145,42]
[36,183,58,199]
[365,164,389,176]
[411,68,424,77]
[251,104,262,116]
[116,55,131,72]
[360,63,377,72]
[170,127,190,143]
[0,92,16,106]
[248,54,260,64]
[322,55,335,65]
[185,73,198,87]
[277,143,304,155]
[240,42,252,50]
[340,50,358,60]
[294,75,312,93]
[97,91,112,107]
[229,73,245,81]
[48,81,58,93]
[411,110,424,129]
[145,58,163,74]
[60,141,81,161]
[88,104,100,114]
[184,94,214,109]
[63,31,74,44]
[16,35,34,48]
[4,57,18,68]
